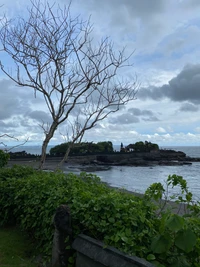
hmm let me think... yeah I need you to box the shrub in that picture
[0,164,35,181]
[144,174,200,267]
[0,149,9,168]
[0,167,157,261]
[0,167,200,267]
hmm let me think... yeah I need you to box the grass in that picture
[0,227,38,267]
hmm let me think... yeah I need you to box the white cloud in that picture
[156,127,166,133]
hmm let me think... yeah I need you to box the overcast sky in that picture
[1,0,200,147]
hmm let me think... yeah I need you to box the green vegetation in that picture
[49,141,114,156]
[0,165,200,266]
[0,149,9,168]
[126,141,159,152]
[0,227,38,267]
[144,175,200,266]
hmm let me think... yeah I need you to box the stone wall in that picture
[52,205,155,267]
[72,234,155,267]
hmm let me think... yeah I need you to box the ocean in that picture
[2,145,200,200]
[94,146,200,201]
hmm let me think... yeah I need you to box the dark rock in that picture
[8,148,198,167]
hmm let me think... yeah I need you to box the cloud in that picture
[109,113,140,125]
[28,111,52,123]
[0,79,33,120]
[142,116,159,122]
[1,0,200,146]
[0,78,52,138]
[182,0,200,9]
[156,127,166,133]
[128,108,154,116]
[77,0,165,22]
[195,127,200,133]
[0,120,18,132]
[138,64,200,103]
[108,107,159,125]
[179,102,199,112]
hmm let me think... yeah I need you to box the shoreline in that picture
[7,158,112,172]
[8,147,200,168]
[7,151,199,170]
[104,183,190,216]
[7,158,191,216]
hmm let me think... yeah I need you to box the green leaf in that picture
[108,217,115,223]
[165,214,184,232]
[175,228,197,253]
[68,256,74,263]
[147,254,156,261]
[125,228,131,237]
[151,260,166,267]
[186,192,193,202]
[121,236,129,243]
[151,235,172,254]
[169,261,190,267]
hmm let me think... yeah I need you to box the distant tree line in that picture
[121,141,159,152]
[8,151,39,159]
[4,140,159,161]
[50,141,114,156]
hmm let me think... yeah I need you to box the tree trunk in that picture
[39,122,58,170]
[56,144,72,169]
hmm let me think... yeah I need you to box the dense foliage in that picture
[0,165,200,266]
[126,141,159,152]
[0,149,10,168]
[49,141,114,156]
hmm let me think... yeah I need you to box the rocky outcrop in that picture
[91,150,194,166]
[9,149,198,167]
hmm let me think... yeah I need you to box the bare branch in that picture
[0,134,18,141]
[0,134,28,152]
[4,138,29,152]
[0,0,138,169]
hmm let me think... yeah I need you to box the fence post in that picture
[52,205,73,267]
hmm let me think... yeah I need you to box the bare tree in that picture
[0,134,28,151]
[0,0,138,169]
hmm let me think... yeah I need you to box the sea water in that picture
[2,145,200,200]
[93,146,200,200]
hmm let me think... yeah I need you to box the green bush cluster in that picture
[0,165,200,267]
[126,141,159,152]
[49,141,114,156]
[144,175,200,267]
[0,149,10,168]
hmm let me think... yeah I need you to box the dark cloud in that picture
[109,113,140,125]
[0,78,52,133]
[0,79,33,120]
[182,0,200,9]
[179,102,199,112]
[137,85,165,100]
[72,0,167,50]
[109,107,159,124]
[142,116,159,122]
[138,64,200,103]
[128,108,154,116]
[28,110,52,123]
[78,0,165,18]
[0,120,18,132]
